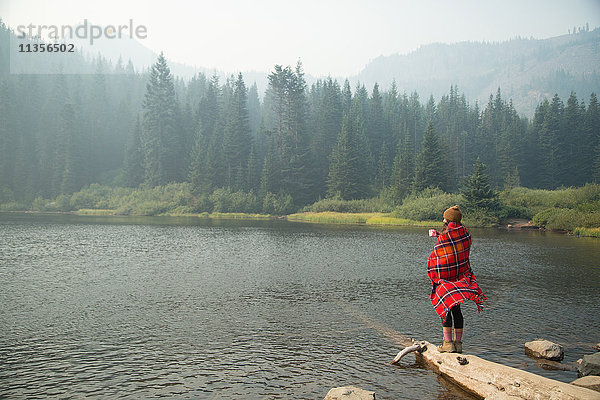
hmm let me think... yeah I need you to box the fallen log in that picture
[393,340,600,399]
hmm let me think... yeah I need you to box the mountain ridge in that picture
[351,29,600,116]
[3,17,599,117]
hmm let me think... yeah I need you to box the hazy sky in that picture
[3,0,600,76]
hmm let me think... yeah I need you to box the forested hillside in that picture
[1,20,599,213]
[355,26,600,117]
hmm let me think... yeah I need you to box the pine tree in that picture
[497,100,525,185]
[383,81,401,146]
[246,145,260,191]
[477,92,501,186]
[375,141,390,190]
[0,80,12,194]
[408,92,423,155]
[462,158,499,211]
[341,79,353,116]
[503,166,521,190]
[247,83,261,139]
[141,52,180,186]
[538,94,565,188]
[413,121,449,192]
[523,99,548,188]
[586,93,600,183]
[56,103,83,194]
[351,84,375,181]
[123,115,145,187]
[327,115,368,199]
[312,77,342,197]
[390,132,414,202]
[196,75,220,141]
[260,144,278,196]
[223,73,252,190]
[188,121,208,192]
[368,83,386,156]
[265,62,314,206]
[564,92,583,185]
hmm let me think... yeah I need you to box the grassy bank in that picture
[77,208,273,220]
[77,209,117,215]
[287,211,437,227]
[573,227,600,238]
[23,183,293,216]
[165,212,273,220]
[5,183,600,237]
[501,184,600,236]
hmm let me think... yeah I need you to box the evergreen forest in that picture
[1,21,599,218]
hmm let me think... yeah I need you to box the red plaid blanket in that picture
[427,222,486,322]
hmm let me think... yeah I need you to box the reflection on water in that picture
[0,213,598,399]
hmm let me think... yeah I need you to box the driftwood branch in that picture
[390,341,426,364]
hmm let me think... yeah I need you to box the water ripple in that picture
[1,214,598,399]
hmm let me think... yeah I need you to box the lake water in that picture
[1,213,599,399]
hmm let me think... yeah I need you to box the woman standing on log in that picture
[428,205,487,353]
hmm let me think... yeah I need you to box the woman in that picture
[427,205,487,353]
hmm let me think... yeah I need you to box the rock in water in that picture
[524,339,564,361]
[324,386,376,400]
[571,376,600,392]
[578,352,600,377]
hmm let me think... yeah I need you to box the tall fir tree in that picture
[141,53,180,186]
[312,77,343,197]
[538,94,565,188]
[375,141,390,190]
[188,121,208,192]
[265,62,314,205]
[368,83,386,156]
[123,115,145,187]
[223,73,252,190]
[390,130,415,202]
[327,115,369,199]
[341,79,353,116]
[246,145,260,191]
[563,92,584,185]
[413,121,449,192]
[56,103,83,195]
[461,157,499,211]
[247,83,261,139]
[586,93,600,182]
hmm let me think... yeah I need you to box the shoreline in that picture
[0,209,453,228]
[3,210,598,238]
[0,209,578,234]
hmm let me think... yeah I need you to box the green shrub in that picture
[462,208,498,227]
[191,194,212,213]
[496,204,533,220]
[209,188,233,212]
[128,201,171,216]
[309,197,393,213]
[393,188,463,221]
[500,184,600,214]
[568,183,600,208]
[0,186,15,203]
[231,190,260,213]
[532,208,600,230]
[262,192,294,215]
[0,201,28,211]
[573,227,600,238]
[207,188,261,213]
